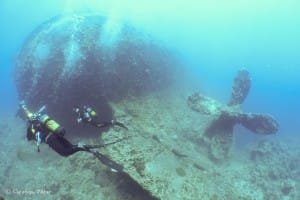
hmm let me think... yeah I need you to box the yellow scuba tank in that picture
[86,107,97,117]
[90,110,97,117]
[40,114,61,133]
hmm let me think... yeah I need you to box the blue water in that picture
[1,0,299,138]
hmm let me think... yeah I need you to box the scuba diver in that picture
[73,105,128,130]
[18,101,123,172]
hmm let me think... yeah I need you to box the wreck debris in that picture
[187,69,279,160]
[171,149,188,158]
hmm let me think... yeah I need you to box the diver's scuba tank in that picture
[79,106,97,123]
[38,113,62,134]
[90,109,97,117]
[85,106,97,117]
[34,105,63,134]
[20,101,63,134]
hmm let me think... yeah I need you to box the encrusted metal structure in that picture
[14,14,180,134]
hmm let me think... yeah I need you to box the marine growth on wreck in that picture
[14,14,181,135]
[2,9,297,200]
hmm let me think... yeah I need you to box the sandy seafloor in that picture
[0,89,299,200]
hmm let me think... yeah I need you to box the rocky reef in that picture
[250,140,300,199]
[14,14,181,135]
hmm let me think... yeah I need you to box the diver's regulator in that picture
[20,101,62,134]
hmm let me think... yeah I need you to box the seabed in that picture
[1,14,299,200]
[0,89,299,200]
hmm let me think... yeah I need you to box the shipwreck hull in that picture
[101,113,217,200]
[13,14,282,200]
[14,14,181,135]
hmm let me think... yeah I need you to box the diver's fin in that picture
[114,121,128,130]
[83,136,130,150]
[94,121,128,130]
[91,151,123,172]
[82,144,105,150]
[228,69,251,106]
[239,113,279,134]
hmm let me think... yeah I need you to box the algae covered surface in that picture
[1,90,300,200]
[1,9,299,200]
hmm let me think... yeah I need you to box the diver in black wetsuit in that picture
[21,102,85,156]
[19,102,123,172]
[74,105,128,130]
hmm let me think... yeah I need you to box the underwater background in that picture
[0,0,300,199]
[1,0,299,135]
